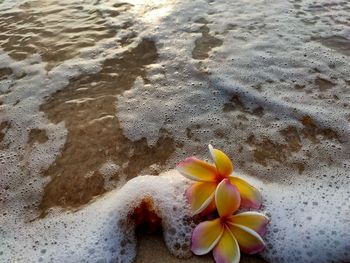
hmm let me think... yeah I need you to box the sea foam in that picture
[1,0,349,262]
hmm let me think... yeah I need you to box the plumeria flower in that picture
[191,179,268,263]
[176,145,262,214]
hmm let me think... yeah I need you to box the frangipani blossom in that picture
[191,179,268,263]
[176,145,262,214]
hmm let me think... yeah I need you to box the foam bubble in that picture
[1,0,349,262]
[1,171,194,262]
[2,169,349,262]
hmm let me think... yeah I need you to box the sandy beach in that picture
[0,0,349,262]
[136,233,266,263]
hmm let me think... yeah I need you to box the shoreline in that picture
[136,232,267,263]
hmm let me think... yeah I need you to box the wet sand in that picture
[136,233,266,263]
[1,0,350,262]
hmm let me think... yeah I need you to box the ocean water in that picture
[0,0,349,262]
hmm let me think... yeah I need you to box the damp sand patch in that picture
[38,39,177,215]
[0,0,131,70]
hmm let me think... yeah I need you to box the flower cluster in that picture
[176,145,268,263]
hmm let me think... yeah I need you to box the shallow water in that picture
[0,0,349,262]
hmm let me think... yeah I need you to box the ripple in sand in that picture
[0,0,129,70]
